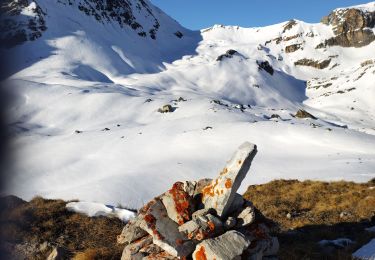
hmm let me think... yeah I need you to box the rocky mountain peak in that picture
[319,2,375,48]
[0,0,182,48]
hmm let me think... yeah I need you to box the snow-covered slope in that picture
[2,0,375,207]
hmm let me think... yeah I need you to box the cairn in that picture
[117,142,279,259]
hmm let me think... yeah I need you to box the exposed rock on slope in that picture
[0,0,183,48]
[294,58,331,69]
[0,0,47,48]
[118,142,279,259]
[319,4,375,47]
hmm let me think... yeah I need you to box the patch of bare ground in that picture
[244,179,375,259]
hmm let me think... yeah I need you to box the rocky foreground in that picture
[117,142,279,259]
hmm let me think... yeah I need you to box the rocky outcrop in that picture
[282,20,297,33]
[257,61,274,75]
[285,44,302,53]
[0,0,47,48]
[294,109,317,120]
[294,59,331,69]
[216,50,239,61]
[0,0,165,48]
[319,6,375,48]
[118,142,279,259]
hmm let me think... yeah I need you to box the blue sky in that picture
[150,0,369,30]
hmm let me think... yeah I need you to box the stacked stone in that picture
[117,142,279,260]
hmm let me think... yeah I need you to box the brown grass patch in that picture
[1,179,374,259]
[244,179,375,259]
[0,196,124,259]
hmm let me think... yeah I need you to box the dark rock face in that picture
[72,0,160,40]
[0,0,47,48]
[294,58,331,69]
[257,60,274,75]
[216,49,238,61]
[319,7,375,48]
[282,20,297,33]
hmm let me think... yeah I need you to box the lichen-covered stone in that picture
[201,142,257,218]
[138,199,195,257]
[161,182,194,225]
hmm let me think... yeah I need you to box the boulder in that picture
[201,142,257,218]
[158,104,173,113]
[192,230,252,260]
[161,182,194,225]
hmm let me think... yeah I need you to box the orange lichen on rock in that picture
[168,182,192,225]
[202,179,219,200]
[195,246,207,260]
[207,221,215,231]
[225,178,232,189]
[144,214,164,240]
